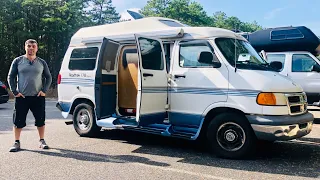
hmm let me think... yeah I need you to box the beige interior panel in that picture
[118,46,138,109]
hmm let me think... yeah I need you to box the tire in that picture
[73,103,101,137]
[206,112,257,159]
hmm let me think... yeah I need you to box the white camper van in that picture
[56,17,314,159]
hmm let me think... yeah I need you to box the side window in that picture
[137,37,164,70]
[266,54,286,71]
[69,47,99,70]
[271,28,304,40]
[179,40,217,68]
[101,41,120,72]
[292,54,317,72]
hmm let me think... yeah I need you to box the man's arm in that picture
[7,59,19,96]
[41,60,52,94]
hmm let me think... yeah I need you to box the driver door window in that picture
[292,54,318,72]
[179,40,218,68]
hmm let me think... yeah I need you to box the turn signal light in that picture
[257,93,276,105]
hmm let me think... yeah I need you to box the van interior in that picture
[116,43,172,117]
[117,45,139,116]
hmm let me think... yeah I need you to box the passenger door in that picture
[95,38,120,119]
[134,35,168,125]
[169,40,228,128]
[287,53,320,103]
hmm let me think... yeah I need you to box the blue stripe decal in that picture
[60,82,94,87]
[62,78,95,82]
[142,87,260,97]
[61,80,94,84]
[60,78,94,87]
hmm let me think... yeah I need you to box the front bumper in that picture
[56,102,71,112]
[246,112,314,141]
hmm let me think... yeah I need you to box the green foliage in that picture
[86,0,120,25]
[213,11,262,32]
[0,0,263,89]
[141,0,262,31]
[141,0,212,26]
[0,0,110,86]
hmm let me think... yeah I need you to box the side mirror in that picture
[312,64,320,72]
[270,61,283,71]
[198,51,221,68]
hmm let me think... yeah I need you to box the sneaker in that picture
[9,142,20,152]
[39,139,49,149]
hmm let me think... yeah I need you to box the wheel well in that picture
[199,107,246,138]
[69,98,94,115]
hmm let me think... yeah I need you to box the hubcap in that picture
[216,122,246,152]
[77,109,91,131]
[225,130,237,142]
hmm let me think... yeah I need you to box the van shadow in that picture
[25,147,170,167]
[95,129,320,178]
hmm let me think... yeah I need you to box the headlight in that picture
[257,93,287,106]
[302,92,307,102]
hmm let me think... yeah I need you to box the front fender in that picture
[201,101,262,117]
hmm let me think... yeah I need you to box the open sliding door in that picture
[95,38,120,120]
[134,35,168,126]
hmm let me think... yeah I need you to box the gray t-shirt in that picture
[7,56,52,96]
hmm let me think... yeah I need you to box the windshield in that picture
[215,38,277,71]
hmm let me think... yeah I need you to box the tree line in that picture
[0,0,262,89]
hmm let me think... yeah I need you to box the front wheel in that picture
[73,103,101,137]
[206,112,257,159]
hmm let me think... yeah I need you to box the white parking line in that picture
[0,115,12,118]
[136,163,236,180]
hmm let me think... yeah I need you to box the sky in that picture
[113,0,320,36]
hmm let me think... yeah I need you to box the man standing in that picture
[7,39,52,152]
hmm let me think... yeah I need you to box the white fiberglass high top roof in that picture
[70,17,245,46]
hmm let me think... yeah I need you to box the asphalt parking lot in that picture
[0,100,319,180]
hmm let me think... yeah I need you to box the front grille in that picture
[288,96,300,103]
[290,105,301,113]
[285,93,307,115]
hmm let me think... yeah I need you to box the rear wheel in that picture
[73,103,101,137]
[206,112,257,159]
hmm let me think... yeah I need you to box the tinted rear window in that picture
[69,47,99,70]
[271,28,304,40]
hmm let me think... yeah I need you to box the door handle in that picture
[174,74,186,78]
[143,73,153,77]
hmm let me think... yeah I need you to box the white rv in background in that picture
[240,26,320,106]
